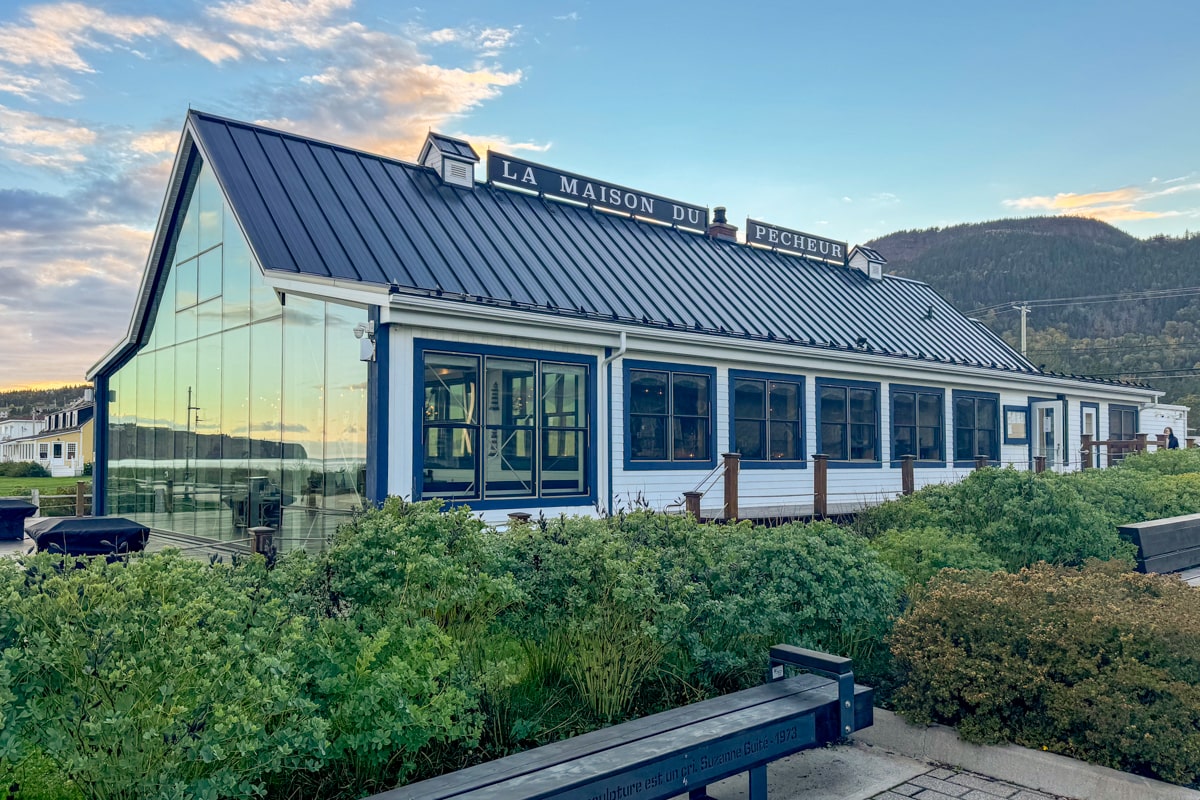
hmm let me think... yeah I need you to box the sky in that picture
[1,0,1199,391]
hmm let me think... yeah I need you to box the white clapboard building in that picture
[88,111,1173,543]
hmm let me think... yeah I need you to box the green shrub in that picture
[868,526,1002,587]
[0,461,49,478]
[0,553,327,800]
[890,561,1200,786]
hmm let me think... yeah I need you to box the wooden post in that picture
[1156,434,1167,450]
[813,454,828,519]
[507,512,532,525]
[1033,455,1046,474]
[75,481,87,516]
[1136,433,1148,453]
[974,455,989,471]
[1080,434,1093,470]
[683,491,702,521]
[30,488,40,517]
[900,455,915,496]
[722,452,740,521]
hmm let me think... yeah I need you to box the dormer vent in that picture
[848,245,887,281]
[418,132,480,189]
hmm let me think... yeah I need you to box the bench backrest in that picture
[1120,512,1200,573]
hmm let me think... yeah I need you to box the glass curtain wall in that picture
[104,158,368,550]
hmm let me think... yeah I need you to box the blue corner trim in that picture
[366,306,388,506]
[92,375,109,515]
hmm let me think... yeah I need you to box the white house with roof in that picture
[86,110,1172,547]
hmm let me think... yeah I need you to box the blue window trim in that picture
[888,383,946,467]
[952,389,1001,467]
[815,377,882,469]
[365,307,388,506]
[623,359,718,471]
[728,369,807,470]
[1002,404,1029,445]
[412,338,597,510]
[1108,402,1140,438]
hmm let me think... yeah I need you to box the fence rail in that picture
[0,481,92,517]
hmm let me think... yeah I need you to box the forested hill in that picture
[867,216,1200,418]
[0,385,90,418]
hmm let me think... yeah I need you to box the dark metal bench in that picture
[1120,512,1200,574]
[372,645,872,800]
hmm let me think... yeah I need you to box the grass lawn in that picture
[0,476,90,497]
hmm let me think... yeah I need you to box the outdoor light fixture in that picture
[354,320,377,362]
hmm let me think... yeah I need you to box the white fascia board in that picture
[387,292,1160,402]
[262,272,390,308]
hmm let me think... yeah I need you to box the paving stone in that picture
[963,791,1014,800]
[871,793,913,800]
[1010,792,1055,800]
[948,773,1019,797]
[927,768,956,780]
[913,790,962,800]
[889,785,922,797]
[910,774,970,797]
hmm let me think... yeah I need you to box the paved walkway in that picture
[871,766,1067,800]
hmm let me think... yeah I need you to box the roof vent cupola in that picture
[418,132,480,189]
[848,245,887,281]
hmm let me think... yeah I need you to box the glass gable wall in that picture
[104,159,368,549]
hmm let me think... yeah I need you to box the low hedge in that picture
[889,561,1200,787]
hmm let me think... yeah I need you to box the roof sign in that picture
[488,152,708,231]
[746,218,847,265]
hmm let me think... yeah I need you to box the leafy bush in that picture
[868,526,1002,587]
[0,461,49,478]
[890,561,1200,786]
[0,553,327,800]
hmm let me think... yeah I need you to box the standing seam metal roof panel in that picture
[189,110,1038,374]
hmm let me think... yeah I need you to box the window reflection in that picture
[105,157,368,552]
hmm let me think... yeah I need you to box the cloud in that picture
[0,104,95,168]
[554,12,580,22]
[1003,179,1200,222]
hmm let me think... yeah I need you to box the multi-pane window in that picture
[421,349,589,502]
[39,444,48,460]
[628,367,712,463]
[732,375,803,461]
[818,381,879,461]
[67,442,77,461]
[892,387,943,461]
[1109,405,1138,441]
[954,392,999,462]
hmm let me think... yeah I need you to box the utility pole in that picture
[1012,303,1031,356]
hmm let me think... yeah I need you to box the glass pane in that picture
[850,423,876,460]
[918,393,941,426]
[223,209,251,329]
[849,388,875,424]
[919,426,941,461]
[542,430,585,496]
[486,358,536,428]
[1007,410,1027,440]
[734,419,764,460]
[248,319,283,533]
[893,392,915,426]
[153,268,176,350]
[175,184,198,264]
[424,354,478,423]
[955,428,974,460]
[175,304,196,343]
[221,325,251,535]
[194,334,222,523]
[821,423,845,460]
[894,426,915,458]
[977,399,997,431]
[543,363,586,428]
[198,164,222,252]
[630,415,666,460]
[176,258,198,310]
[955,397,975,430]
[673,373,709,417]
[629,370,668,415]
[196,298,222,339]
[769,420,801,460]
[172,339,197,537]
[734,379,765,420]
[198,246,221,302]
[423,427,477,499]
[978,430,996,459]
[769,381,801,421]
[324,303,368,517]
[674,416,709,461]
[485,428,535,497]
[820,386,846,423]
[282,297,325,536]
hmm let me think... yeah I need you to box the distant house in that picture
[0,398,93,477]
[0,417,46,449]
[87,110,1171,547]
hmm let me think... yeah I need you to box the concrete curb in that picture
[855,708,1200,800]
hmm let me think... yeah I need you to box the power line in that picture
[969,286,1200,316]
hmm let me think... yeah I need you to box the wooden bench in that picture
[1120,512,1200,574]
[372,645,872,800]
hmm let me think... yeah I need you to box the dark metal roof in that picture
[190,110,1040,373]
